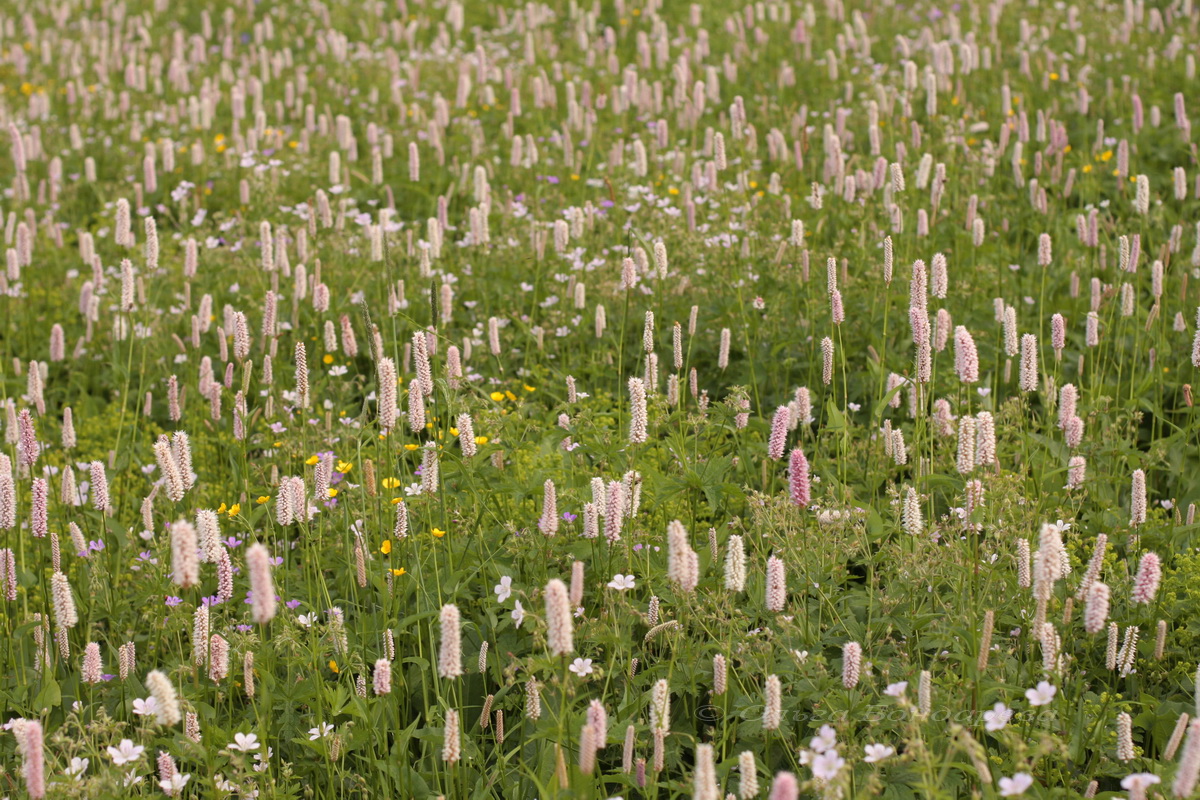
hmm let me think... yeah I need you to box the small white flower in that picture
[998,773,1034,796]
[568,657,594,677]
[494,576,513,602]
[107,739,146,766]
[810,749,845,781]
[403,482,423,496]
[863,744,894,763]
[810,725,837,753]
[308,722,334,740]
[123,770,144,787]
[1121,774,1161,793]
[606,574,636,591]
[1025,681,1057,706]
[229,732,261,752]
[160,772,192,795]
[132,697,159,716]
[985,702,1013,732]
[65,756,89,779]
[884,681,908,697]
[511,600,525,628]
[253,747,273,773]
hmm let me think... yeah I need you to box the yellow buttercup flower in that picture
[391,568,406,576]
[404,443,420,451]
[256,496,270,504]
[329,660,340,673]
[474,436,489,445]
[327,488,338,498]
[505,391,517,402]
[380,540,392,554]
[228,504,241,517]
[322,354,334,364]
[432,528,446,538]
[305,455,319,466]
[336,461,353,473]
[489,391,505,402]
[381,477,401,489]
[217,503,227,514]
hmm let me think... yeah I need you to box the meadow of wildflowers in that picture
[2,0,1200,797]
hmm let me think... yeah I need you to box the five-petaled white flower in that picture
[65,756,89,780]
[308,723,334,740]
[132,697,159,716]
[810,750,845,781]
[1025,681,1057,706]
[607,574,636,590]
[1121,774,1161,793]
[810,725,838,753]
[863,744,894,763]
[494,576,513,602]
[229,732,261,752]
[107,739,146,766]
[998,773,1034,796]
[985,702,1013,731]
[511,600,525,628]
[884,681,908,697]
[568,657,594,677]
[159,773,192,795]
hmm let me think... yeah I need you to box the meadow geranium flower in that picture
[1025,681,1057,706]
[810,750,845,781]
[985,703,1013,731]
[159,773,191,795]
[122,770,143,788]
[884,681,908,697]
[511,600,525,628]
[229,732,260,751]
[568,658,593,677]
[308,723,334,740]
[107,739,145,766]
[998,773,1034,796]
[606,574,635,590]
[863,744,894,763]
[494,576,513,602]
[810,725,838,753]
[131,697,158,716]
[65,756,88,780]
[253,748,273,773]
[1121,773,1161,794]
